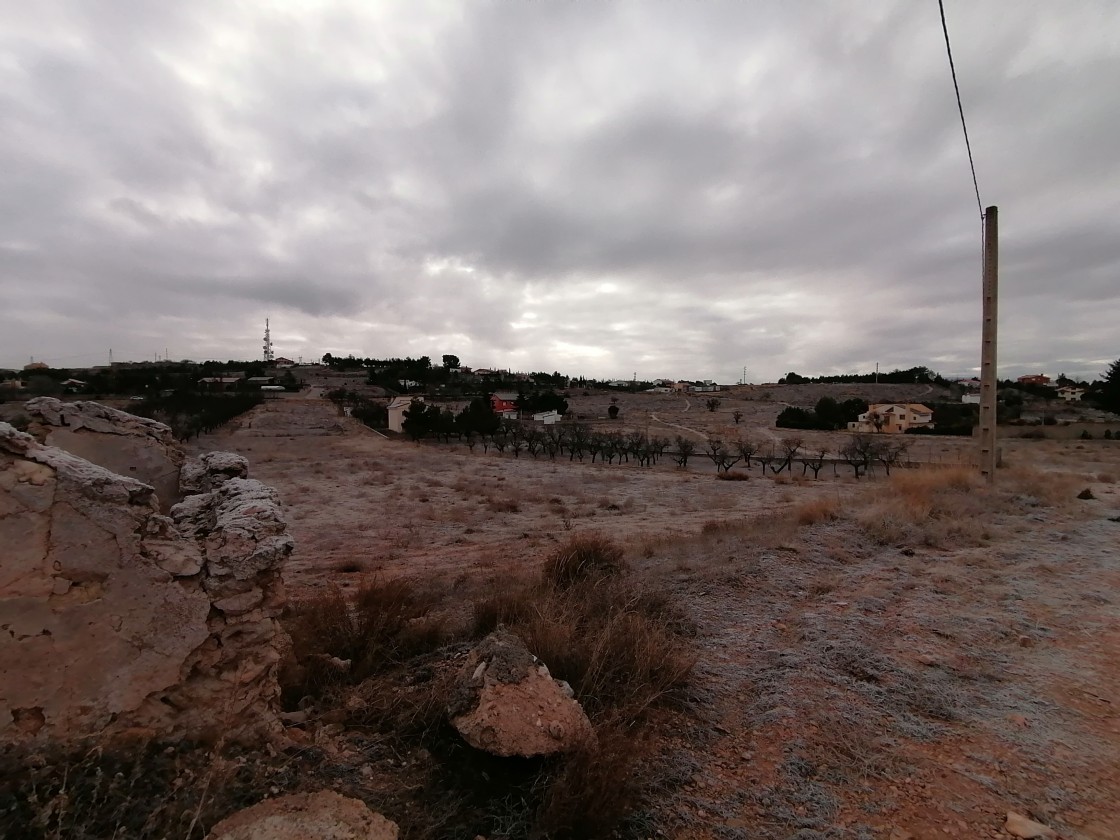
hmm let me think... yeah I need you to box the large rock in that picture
[449,629,593,758]
[1005,812,1055,839]
[0,422,291,745]
[180,451,250,495]
[206,791,398,840]
[25,397,184,511]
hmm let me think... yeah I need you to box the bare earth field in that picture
[191,388,1120,840]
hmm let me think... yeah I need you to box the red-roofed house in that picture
[490,395,518,419]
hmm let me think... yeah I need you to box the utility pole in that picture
[979,206,999,483]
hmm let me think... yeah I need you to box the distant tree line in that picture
[776,397,868,430]
[131,392,263,441]
[393,398,925,480]
[778,366,947,386]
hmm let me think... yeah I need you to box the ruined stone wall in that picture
[0,421,291,745]
[25,397,184,512]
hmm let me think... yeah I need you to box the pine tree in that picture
[1098,358,1120,415]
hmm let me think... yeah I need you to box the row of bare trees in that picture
[457,421,674,467]
[420,418,913,479]
[696,434,910,478]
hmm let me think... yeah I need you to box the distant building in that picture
[848,404,934,434]
[273,357,295,368]
[955,378,981,390]
[961,393,980,404]
[1057,386,1085,402]
[198,376,244,392]
[23,361,48,371]
[490,395,518,419]
[387,396,416,433]
[1017,374,1051,386]
[532,410,561,425]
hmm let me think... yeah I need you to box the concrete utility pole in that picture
[979,206,999,483]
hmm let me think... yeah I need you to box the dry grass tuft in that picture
[280,576,444,701]
[533,722,651,837]
[855,467,987,548]
[543,534,627,588]
[716,471,750,481]
[1003,465,1084,507]
[794,496,840,525]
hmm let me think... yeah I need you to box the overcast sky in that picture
[2,1,1117,383]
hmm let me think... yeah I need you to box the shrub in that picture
[281,576,441,700]
[795,497,840,525]
[855,467,984,548]
[507,578,694,719]
[543,535,626,588]
[716,471,750,481]
[534,723,649,836]
[472,587,537,635]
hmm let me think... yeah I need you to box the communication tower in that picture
[263,319,274,363]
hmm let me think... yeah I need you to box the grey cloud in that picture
[1,1,1117,381]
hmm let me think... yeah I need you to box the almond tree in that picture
[803,446,829,479]
[736,436,759,470]
[674,435,695,468]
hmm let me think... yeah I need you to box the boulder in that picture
[449,629,593,758]
[24,397,184,511]
[0,422,291,745]
[206,790,398,840]
[1005,811,1055,839]
[180,451,250,495]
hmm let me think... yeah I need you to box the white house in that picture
[961,393,980,404]
[1057,386,1085,402]
[848,403,934,434]
[387,396,417,433]
[532,410,561,425]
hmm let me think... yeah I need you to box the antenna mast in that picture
[263,319,274,363]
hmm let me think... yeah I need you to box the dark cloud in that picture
[1,1,1117,380]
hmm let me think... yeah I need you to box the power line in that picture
[938,0,984,220]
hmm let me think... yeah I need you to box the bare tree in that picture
[876,438,911,476]
[674,435,696,468]
[840,434,880,478]
[732,409,744,425]
[776,437,803,474]
[803,446,828,479]
[755,445,778,474]
[706,397,722,412]
[523,426,543,458]
[706,437,743,473]
[736,436,759,470]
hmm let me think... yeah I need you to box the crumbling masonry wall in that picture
[0,420,291,745]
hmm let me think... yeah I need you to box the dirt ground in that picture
[192,388,1120,840]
